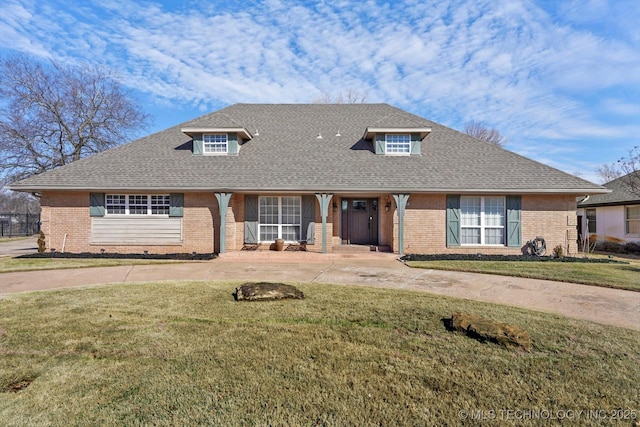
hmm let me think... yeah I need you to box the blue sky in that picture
[1,0,639,183]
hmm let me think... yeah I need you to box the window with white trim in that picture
[106,195,170,215]
[385,134,410,154]
[259,196,301,241]
[586,208,596,234]
[460,196,505,245]
[203,133,228,154]
[626,206,640,235]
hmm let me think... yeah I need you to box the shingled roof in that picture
[10,103,607,194]
[578,172,640,207]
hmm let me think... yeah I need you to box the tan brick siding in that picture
[40,191,578,256]
[395,194,578,255]
[40,191,217,254]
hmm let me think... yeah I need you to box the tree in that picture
[0,188,40,213]
[312,89,368,104]
[594,162,622,184]
[618,145,640,196]
[0,55,150,183]
[463,121,507,147]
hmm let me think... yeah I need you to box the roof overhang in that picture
[363,127,432,140]
[8,185,612,195]
[181,127,253,140]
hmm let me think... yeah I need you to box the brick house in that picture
[10,103,607,255]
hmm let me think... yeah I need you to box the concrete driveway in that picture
[0,236,38,256]
[1,250,639,331]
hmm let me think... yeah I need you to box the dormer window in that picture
[182,127,252,156]
[363,127,431,156]
[385,134,411,154]
[204,133,228,154]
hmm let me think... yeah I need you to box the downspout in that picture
[62,233,67,253]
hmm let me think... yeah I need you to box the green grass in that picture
[0,257,183,273]
[1,282,638,426]
[407,259,640,292]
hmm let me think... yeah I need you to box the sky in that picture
[1,0,639,184]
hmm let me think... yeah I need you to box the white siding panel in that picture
[91,217,183,245]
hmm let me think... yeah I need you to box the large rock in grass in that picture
[449,311,532,352]
[233,282,304,301]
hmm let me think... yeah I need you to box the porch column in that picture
[393,194,410,255]
[315,193,333,254]
[215,192,232,253]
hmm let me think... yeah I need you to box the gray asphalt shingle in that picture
[578,173,640,206]
[10,103,607,194]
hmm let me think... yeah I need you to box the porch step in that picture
[333,245,388,253]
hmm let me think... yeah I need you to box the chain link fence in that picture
[0,213,41,237]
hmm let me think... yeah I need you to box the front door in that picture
[341,198,379,245]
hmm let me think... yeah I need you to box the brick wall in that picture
[40,191,217,254]
[40,191,578,255]
[396,193,577,255]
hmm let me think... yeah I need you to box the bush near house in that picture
[595,241,640,255]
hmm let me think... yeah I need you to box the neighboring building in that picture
[10,103,607,255]
[577,173,640,244]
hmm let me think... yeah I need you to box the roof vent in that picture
[317,133,323,139]
[254,129,259,136]
[336,130,341,137]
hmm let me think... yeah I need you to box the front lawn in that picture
[0,257,184,273]
[1,282,638,426]
[405,258,640,292]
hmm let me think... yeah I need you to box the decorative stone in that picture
[233,282,305,301]
[448,311,532,352]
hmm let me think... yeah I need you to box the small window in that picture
[203,133,228,154]
[586,208,596,234]
[106,195,126,215]
[626,206,640,235]
[151,195,171,215]
[385,134,410,154]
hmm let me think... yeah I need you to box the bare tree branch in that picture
[594,162,623,184]
[463,121,507,147]
[312,89,368,104]
[0,55,150,183]
[618,145,640,196]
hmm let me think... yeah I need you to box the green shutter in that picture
[244,195,258,244]
[410,133,421,155]
[228,133,238,154]
[89,193,105,217]
[169,193,184,217]
[302,195,316,244]
[193,134,203,155]
[446,195,461,246]
[375,133,385,154]
[506,195,522,247]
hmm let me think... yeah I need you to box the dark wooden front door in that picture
[341,198,378,245]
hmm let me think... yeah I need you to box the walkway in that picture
[1,250,639,331]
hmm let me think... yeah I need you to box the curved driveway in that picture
[1,250,639,331]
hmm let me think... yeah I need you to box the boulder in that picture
[448,311,532,352]
[233,282,305,301]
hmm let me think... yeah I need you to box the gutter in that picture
[9,185,613,195]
